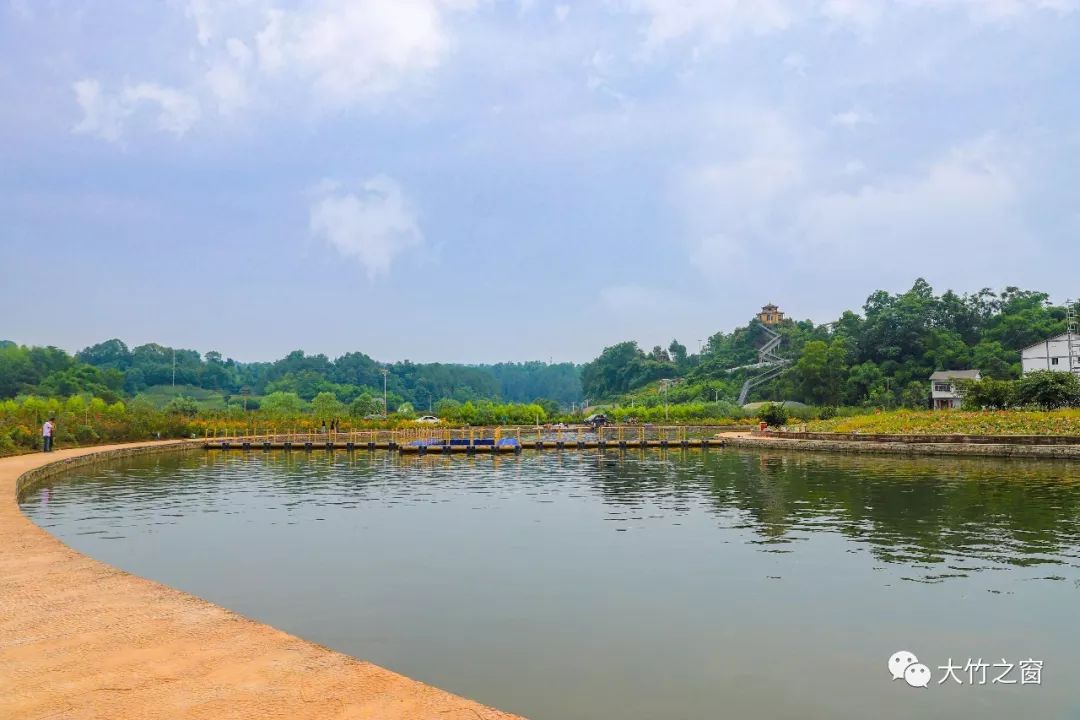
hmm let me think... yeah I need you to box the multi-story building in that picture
[1021,333,1080,375]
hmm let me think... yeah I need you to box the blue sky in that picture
[2,0,1078,363]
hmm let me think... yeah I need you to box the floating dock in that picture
[200,426,739,454]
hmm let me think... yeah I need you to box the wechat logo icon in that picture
[889,650,931,688]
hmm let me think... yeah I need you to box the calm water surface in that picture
[20,449,1080,719]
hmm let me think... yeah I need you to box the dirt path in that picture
[0,442,523,719]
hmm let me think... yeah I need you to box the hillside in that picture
[583,281,1073,408]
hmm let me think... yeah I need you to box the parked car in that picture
[585,413,609,428]
[417,415,441,424]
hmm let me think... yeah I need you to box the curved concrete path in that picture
[0,442,523,720]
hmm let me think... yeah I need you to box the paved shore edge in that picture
[722,433,1080,459]
[0,441,523,720]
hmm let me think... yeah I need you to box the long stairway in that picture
[737,323,790,405]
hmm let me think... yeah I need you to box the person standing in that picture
[42,417,55,453]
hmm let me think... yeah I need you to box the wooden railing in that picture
[202,425,748,448]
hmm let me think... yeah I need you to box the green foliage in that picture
[261,391,304,418]
[310,391,344,420]
[958,378,1017,410]
[349,392,381,417]
[0,342,584,411]
[582,341,676,398]
[958,372,1080,410]
[758,403,789,428]
[164,396,199,417]
[1015,371,1080,410]
[582,281,1072,408]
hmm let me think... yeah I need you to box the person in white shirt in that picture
[42,418,55,453]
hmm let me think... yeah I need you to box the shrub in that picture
[819,406,838,420]
[759,403,789,428]
[958,378,1017,410]
[74,424,100,444]
[1015,371,1080,410]
[164,395,199,417]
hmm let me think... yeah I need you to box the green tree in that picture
[957,377,1016,410]
[1014,371,1080,409]
[164,395,199,417]
[261,391,304,418]
[349,392,380,417]
[794,338,848,405]
[310,391,344,420]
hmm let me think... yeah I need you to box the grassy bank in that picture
[805,409,1080,436]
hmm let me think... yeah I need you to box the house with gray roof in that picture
[929,369,981,410]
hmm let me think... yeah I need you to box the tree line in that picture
[582,281,1075,407]
[0,340,582,409]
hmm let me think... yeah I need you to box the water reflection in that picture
[18,448,1080,720]
[23,449,1080,583]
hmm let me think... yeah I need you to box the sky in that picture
[2,0,1078,364]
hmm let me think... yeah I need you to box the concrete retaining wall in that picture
[728,434,1080,460]
[768,430,1080,446]
[14,440,199,497]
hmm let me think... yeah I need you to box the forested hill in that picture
[582,281,1074,407]
[0,340,582,408]
[2,281,1071,411]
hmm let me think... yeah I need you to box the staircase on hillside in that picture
[737,323,791,405]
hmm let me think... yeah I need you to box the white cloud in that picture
[618,0,1076,49]
[599,284,695,316]
[690,234,746,270]
[796,137,1026,261]
[673,109,806,276]
[821,0,884,31]
[186,0,216,46]
[205,38,253,115]
[903,0,1078,21]
[75,0,480,141]
[830,109,873,127]
[206,62,250,115]
[72,80,125,143]
[72,80,200,142]
[251,0,467,108]
[619,0,793,48]
[555,4,570,22]
[841,159,866,175]
[678,110,804,228]
[309,176,425,278]
[782,52,808,75]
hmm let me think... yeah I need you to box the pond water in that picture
[19,449,1080,720]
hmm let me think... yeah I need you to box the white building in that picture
[930,370,981,410]
[1021,333,1080,375]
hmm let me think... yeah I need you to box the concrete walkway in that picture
[0,442,522,720]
